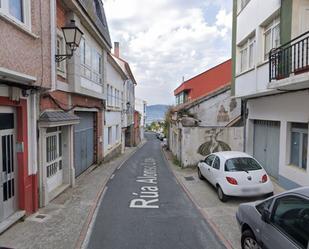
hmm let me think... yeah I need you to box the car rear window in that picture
[225,157,262,172]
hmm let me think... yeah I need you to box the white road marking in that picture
[129,157,160,209]
[110,174,115,180]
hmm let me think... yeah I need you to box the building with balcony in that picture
[38,0,111,206]
[104,52,128,161]
[232,0,309,188]
[111,43,137,148]
[0,0,52,231]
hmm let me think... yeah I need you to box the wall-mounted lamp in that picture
[126,102,131,114]
[55,20,84,63]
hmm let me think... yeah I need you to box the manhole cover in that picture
[184,176,195,181]
[35,214,46,219]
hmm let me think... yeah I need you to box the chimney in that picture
[114,42,120,58]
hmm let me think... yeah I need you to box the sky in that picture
[103,0,232,105]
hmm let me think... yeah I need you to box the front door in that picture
[0,107,17,222]
[45,127,63,193]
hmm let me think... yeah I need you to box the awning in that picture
[39,111,80,128]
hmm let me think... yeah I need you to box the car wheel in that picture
[241,229,261,249]
[197,168,205,180]
[217,186,227,202]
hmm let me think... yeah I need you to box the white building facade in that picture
[112,42,136,148]
[233,0,309,188]
[104,53,128,160]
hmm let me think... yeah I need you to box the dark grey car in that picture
[236,187,309,249]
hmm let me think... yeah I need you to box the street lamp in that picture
[55,20,84,63]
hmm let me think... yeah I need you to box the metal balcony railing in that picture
[269,30,309,82]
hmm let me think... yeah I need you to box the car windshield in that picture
[225,157,262,172]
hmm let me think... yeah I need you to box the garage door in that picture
[74,112,94,177]
[253,120,280,179]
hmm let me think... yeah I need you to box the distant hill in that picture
[146,105,170,124]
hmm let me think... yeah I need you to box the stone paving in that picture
[0,146,139,249]
[163,148,285,249]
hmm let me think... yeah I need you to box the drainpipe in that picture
[50,0,56,91]
[242,99,248,152]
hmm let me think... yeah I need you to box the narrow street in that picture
[87,133,225,249]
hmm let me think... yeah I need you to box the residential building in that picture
[169,62,242,167]
[0,0,51,230]
[174,60,232,105]
[104,53,128,160]
[232,0,309,188]
[111,42,137,148]
[133,110,141,146]
[135,98,147,141]
[39,0,111,206]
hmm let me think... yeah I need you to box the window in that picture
[225,157,262,172]
[0,0,24,22]
[212,157,220,170]
[46,127,63,178]
[107,85,110,106]
[92,50,102,84]
[175,91,188,105]
[56,34,66,75]
[271,196,309,249]
[238,36,255,73]
[290,123,308,169]
[264,18,280,60]
[256,198,274,214]
[108,127,112,145]
[205,154,215,166]
[80,38,102,84]
[240,47,248,72]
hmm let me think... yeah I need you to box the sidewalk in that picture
[163,148,285,249]
[0,146,141,249]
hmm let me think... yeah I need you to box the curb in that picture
[75,141,147,249]
[161,147,234,249]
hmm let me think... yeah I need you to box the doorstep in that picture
[0,210,26,234]
[48,184,70,203]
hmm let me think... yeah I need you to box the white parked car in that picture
[197,151,274,202]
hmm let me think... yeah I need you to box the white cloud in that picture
[103,0,232,105]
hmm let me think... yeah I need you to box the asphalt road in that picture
[87,133,225,249]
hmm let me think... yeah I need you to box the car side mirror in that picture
[199,160,204,163]
[261,209,271,224]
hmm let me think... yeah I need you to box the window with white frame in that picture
[56,34,66,76]
[107,84,111,106]
[111,86,114,106]
[121,92,124,110]
[238,36,255,73]
[290,123,308,170]
[45,127,63,178]
[264,18,280,60]
[80,38,102,84]
[0,0,26,23]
